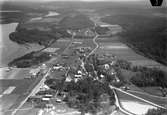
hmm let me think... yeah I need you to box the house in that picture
[41,63,47,69]
[100,74,105,78]
[85,29,95,37]
[105,68,116,76]
[115,77,120,83]
[72,41,82,44]
[74,74,82,78]
[29,68,40,76]
[74,78,80,83]
[43,48,60,53]
[53,65,63,70]
[121,86,130,90]
[42,97,50,101]
[43,94,53,98]
[77,70,82,75]
[104,64,110,70]
[75,28,95,37]
[109,61,116,66]
[41,85,50,90]
[46,104,55,110]
[65,76,72,82]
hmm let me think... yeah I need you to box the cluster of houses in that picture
[98,63,120,83]
[74,46,91,55]
[65,69,85,83]
[29,63,48,78]
[69,28,95,38]
[27,36,124,114]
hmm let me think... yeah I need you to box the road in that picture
[112,89,134,115]
[128,90,167,99]
[86,29,99,58]
[11,67,52,115]
[11,34,75,115]
[109,85,167,110]
[9,20,166,115]
[83,25,165,114]
[89,21,167,113]
[86,23,167,113]
[83,32,135,115]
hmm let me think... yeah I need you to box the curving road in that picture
[112,89,134,115]
[109,85,167,110]
[128,90,167,99]
[89,21,167,114]
[86,34,99,58]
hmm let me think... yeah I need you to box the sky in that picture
[0,0,144,2]
[81,0,143,1]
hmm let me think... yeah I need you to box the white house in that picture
[65,76,72,82]
[104,64,110,70]
[29,68,40,76]
[43,48,60,53]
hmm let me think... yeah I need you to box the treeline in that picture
[95,26,110,35]
[102,13,167,65]
[8,51,51,68]
[74,36,94,39]
[130,68,167,88]
[114,59,167,88]
[0,12,27,24]
[146,108,167,115]
[1,2,49,24]
[9,27,71,46]
[59,14,94,30]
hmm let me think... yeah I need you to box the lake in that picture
[0,10,60,67]
[0,23,44,67]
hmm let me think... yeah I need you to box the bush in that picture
[130,68,167,88]
[115,59,132,70]
[146,108,167,115]
[8,51,51,68]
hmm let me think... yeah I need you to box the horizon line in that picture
[0,0,145,2]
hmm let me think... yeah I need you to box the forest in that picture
[102,9,167,65]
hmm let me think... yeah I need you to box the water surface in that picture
[0,23,44,67]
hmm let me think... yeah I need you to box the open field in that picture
[0,68,31,79]
[1,2,167,115]
[0,79,35,113]
[98,42,161,65]
[95,36,167,98]
[127,91,167,107]
[140,87,164,96]
[95,36,167,71]
[50,39,71,54]
[116,89,167,108]
[73,39,96,48]
[12,102,39,115]
[101,9,167,66]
